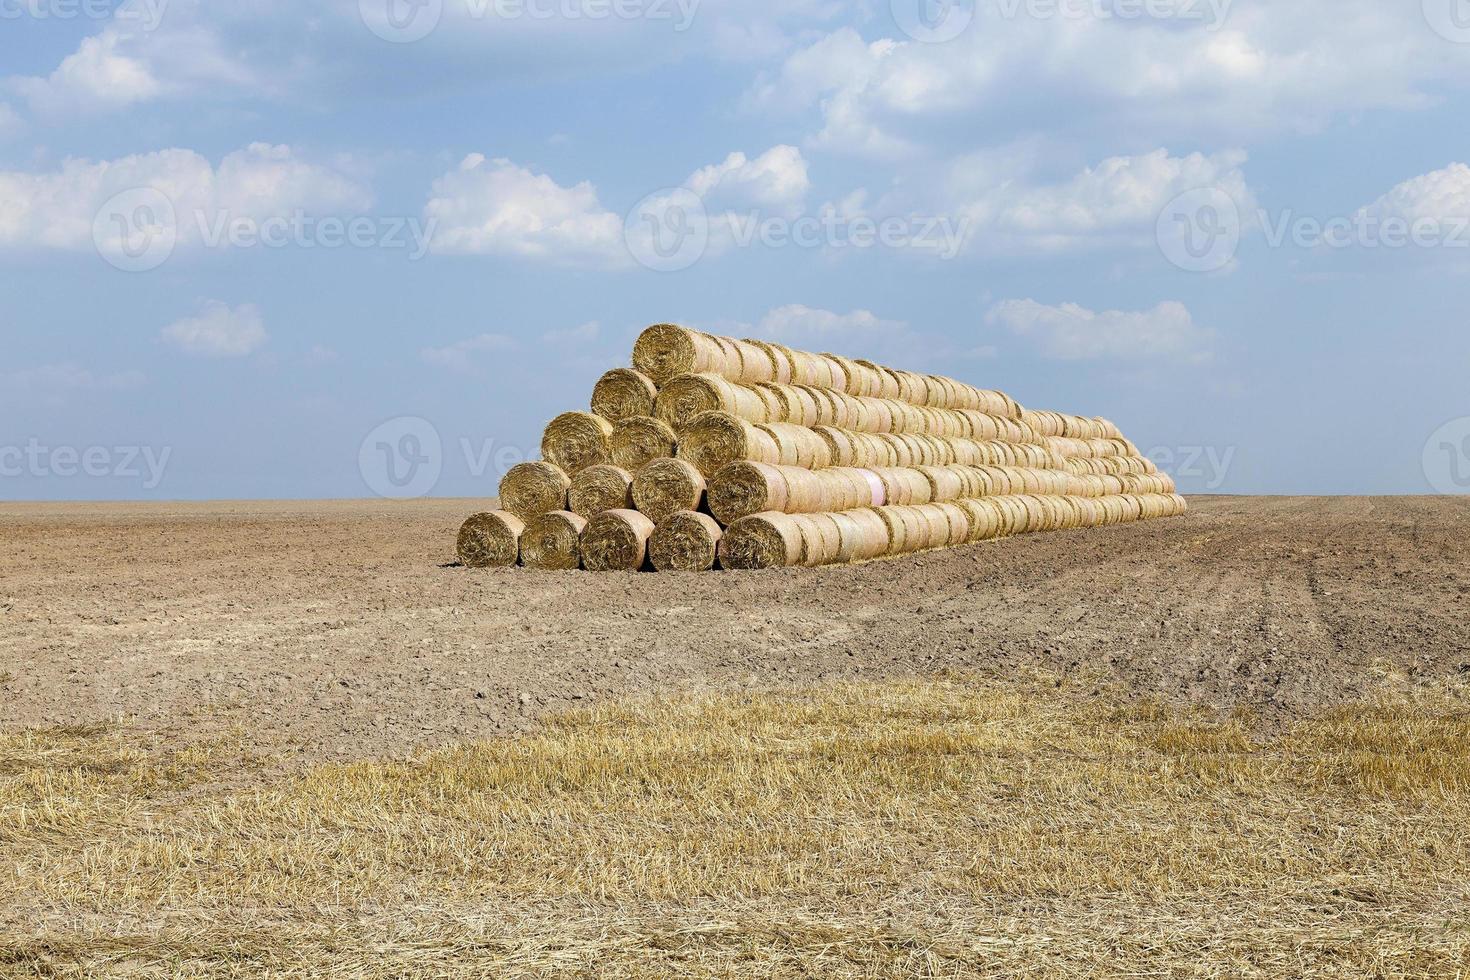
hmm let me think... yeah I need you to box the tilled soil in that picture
[2,496,1467,759]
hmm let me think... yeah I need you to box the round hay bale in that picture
[632,457,707,524]
[542,412,614,475]
[708,461,789,525]
[568,464,635,519]
[456,510,524,568]
[934,502,971,547]
[677,411,779,478]
[610,416,677,473]
[720,512,803,570]
[790,513,843,567]
[499,461,571,522]
[633,324,728,384]
[744,339,793,383]
[842,508,891,561]
[521,511,587,570]
[590,369,658,422]
[656,373,768,430]
[581,509,656,572]
[649,511,724,572]
[760,422,832,469]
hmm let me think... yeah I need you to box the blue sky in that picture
[3,0,1470,500]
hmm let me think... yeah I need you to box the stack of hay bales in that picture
[456,324,1186,572]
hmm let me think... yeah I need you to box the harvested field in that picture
[4,495,1470,977]
[2,496,1468,758]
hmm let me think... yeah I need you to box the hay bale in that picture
[610,416,677,473]
[590,369,658,422]
[456,511,524,568]
[568,464,635,519]
[632,458,708,524]
[633,324,727,384]
[581,509,656,572]
[649,511,724,572]
[677,411,780,478]
[708,461,789,525]
[499,461,571,522]
[520,511,587,570]
[655,373,769,430]
[720,511,803,569]
[542,412,614,474]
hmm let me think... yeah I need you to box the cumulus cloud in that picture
[1358,163,1470,224]
[753,3,1470,158]
[420,333,519,374]
[8,0,843,120]
[687,145,810,215]
[11,32,162,114]
[424,145,812,266]
[424,155,626,264]
[986,299,1214,361]
[958,148,1255,254]
[0,102,22,138]
[160,301,269,357]
[0,143,371,255]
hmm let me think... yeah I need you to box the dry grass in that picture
[4,678,1470,978]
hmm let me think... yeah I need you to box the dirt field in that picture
[3,495,1467,760]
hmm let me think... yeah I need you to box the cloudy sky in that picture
[3,0,1469,499]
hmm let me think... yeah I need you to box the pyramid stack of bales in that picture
[457,324,1186,572]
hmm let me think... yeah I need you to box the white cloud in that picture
[8,4,261,117]
[756,3,1470,158]
[1,362,146,405]
[420,333,519,374]
[7,0,843,120]
[11,32,162,114]
[424,145,811,266]
[0,143,370,253]
[957,148,1255,254]
[543,321,600,346]
[425,155,626,265]
[755,304,907,339]
[160,301,268,357]
[986,299,1214,361]
[686,145,810,214]
[0,102,21,138]
[1358,163,1470,224]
